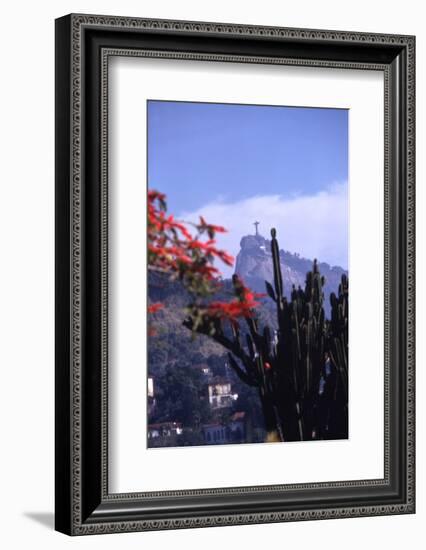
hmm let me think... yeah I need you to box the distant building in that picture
[202,423,228,444]
[193,363,213,379]
[147,376,154,398]
[207,377,238,409]
[228,411,247,442]
[147,376,156,414]
[147,421,183,440]
[202,412,248,445]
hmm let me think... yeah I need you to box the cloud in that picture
[179,182,348,278]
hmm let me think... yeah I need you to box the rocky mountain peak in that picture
[239,233,269,253]
[234,231,348,316]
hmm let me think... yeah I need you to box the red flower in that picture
[147,188,260,324]
[198,215,227,234]
[148,303,163,314]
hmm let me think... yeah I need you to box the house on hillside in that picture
[193,363,213,380]
[147,421,183,440]
[147,376,156,414]
[202,411,249,445]
[207,376,238,409]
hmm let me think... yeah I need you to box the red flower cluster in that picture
[205,276,263,320]
[147,189,260,323]
[147,303,163,314]
[148,189,233,283]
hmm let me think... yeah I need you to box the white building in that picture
[147,422,183,440]
[207,377,238,409]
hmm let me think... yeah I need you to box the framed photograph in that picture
[55,14,415,535]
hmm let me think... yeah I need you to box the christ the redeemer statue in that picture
[254,221,260,236]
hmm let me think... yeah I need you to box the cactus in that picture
[184,229,348,441]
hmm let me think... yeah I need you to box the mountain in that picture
[234,233,348,316]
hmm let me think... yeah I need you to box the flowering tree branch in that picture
[148,189,263,327]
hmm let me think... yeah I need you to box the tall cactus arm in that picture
[227,353,259,387]
[183,317,246,362]
[270,228,284,301]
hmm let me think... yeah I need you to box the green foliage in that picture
[150,363,211,427]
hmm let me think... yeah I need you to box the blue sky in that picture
[147,100,348,273]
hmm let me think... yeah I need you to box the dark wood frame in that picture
[55,13,415,535]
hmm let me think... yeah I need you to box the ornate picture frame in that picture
[55,13,415,535]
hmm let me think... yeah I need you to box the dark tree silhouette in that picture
[184,228,348,442]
